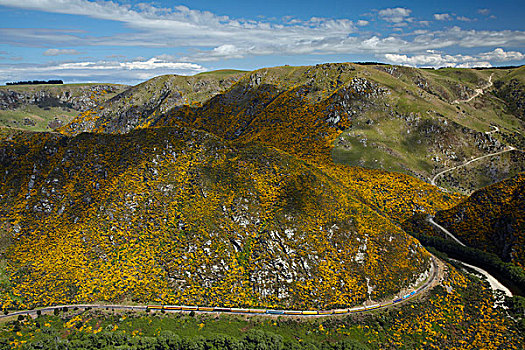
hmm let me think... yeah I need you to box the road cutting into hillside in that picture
[485,125,499,135]
[430,146,519,187]
[0,256,441,320]
[452,74,493,104]
[428,217,466,247]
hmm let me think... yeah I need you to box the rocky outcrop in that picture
[60,73,245,135]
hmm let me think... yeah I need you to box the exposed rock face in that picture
[61,73,244,135]
[22,118,36,126]
[47,118,65,130]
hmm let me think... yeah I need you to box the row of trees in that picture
[6,80,63,86]
[0,329,369,350]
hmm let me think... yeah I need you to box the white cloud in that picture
[456,16,472,22]
[434,13,452,21]
[43,48,80,56]
[0,57,206,85]
[51,58,205,71]
[455,61,492,68]
[0,0,523,69]
[212,44,242,57]
[383,48,525,68]
[378,8,412,23]
[478,48,525,62]
[356,20,369,26]
[0,0,357,50]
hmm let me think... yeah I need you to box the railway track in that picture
[0,257,439,320]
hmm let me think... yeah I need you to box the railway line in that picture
[0,257,439,320]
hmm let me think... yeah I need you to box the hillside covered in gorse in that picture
[0,63,524,348]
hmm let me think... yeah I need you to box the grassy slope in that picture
[0,106,78,132]
[196,69,249,77]
[332,65,524,180]
[60,71,246,134]
[434,150,525,194]
[154,64,463,222]
[0,83,128,133]
[56,64,524,190]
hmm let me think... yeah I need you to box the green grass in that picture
[0,227,11,293]
[195,69,248,77]
[326,64,525,184]
[0,309,372,349]
[0,106,78,132]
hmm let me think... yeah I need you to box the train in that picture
[146,257,436,317]
[147,286,429,316]
[147,297,408,315]
[147,304,375,315]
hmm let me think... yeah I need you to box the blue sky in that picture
[0,0,524,85]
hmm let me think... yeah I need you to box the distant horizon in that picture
[2,62,524,87]
[1,1,523,84]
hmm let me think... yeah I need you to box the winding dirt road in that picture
[452,74,493,104]
[430,146,518,187]
[428,216,465,247]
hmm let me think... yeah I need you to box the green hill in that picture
[60,71,245,134]
[0,83,127,133]
[58,64,524,192]
[0,64,523,348]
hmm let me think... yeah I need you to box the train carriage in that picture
[302,310,318,315]
[284,310,302,315]
[164,305,182,310]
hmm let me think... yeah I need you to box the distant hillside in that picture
[434,173,525,268]
[0,83,127,133]
[433,150,525,194]
[58,64,524,192]
[493,66,525,122]
[60,71,245,134]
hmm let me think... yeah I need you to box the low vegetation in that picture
[434,173,525,268]
[0,265,521,349]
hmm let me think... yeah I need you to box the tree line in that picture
[0,328,369,350]
[6,80,63,86]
